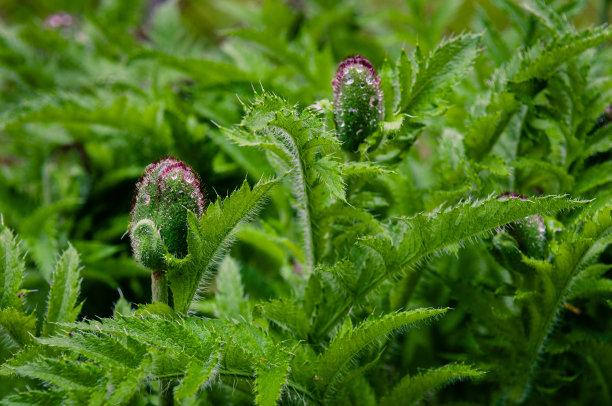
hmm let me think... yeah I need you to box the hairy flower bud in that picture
[498,193,547,259]
[332,55,383,151]
[130,158,205,269]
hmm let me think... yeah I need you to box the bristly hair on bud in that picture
[130,157,205,270]
[497,192,547,259]
[332,54,383,151]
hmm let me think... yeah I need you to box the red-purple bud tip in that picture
[130,157,205,269]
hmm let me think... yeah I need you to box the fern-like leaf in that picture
[400,34,480,116]
[0,226,24,310]
[316,308,448,398]
[512,25,612,83]
[215,255,249,320]
[255,345,293,406]
[364,195,584,276]
[380,363,485,406]
[167,178,279,314]
[223,93,344,272]
[42,245,82,336]
[519,0,570,32]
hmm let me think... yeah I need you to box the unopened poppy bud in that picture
[130,158,205,269]
[332,55,383,151]
[498,193,547,259]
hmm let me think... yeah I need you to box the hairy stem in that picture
[152,270,173,406]
[152,270,168,304]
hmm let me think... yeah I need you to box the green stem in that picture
[152,270,173,406]
[602,0,611,25]
[152,270,168,304]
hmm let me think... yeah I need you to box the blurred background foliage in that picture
[1,0,612,401]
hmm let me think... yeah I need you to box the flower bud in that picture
[130,158,205,269]
[498,193,547,259]
[332,55,383,151]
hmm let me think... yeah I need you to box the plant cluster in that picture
[1,0,612,405]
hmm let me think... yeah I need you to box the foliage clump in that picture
[1,1,612,405]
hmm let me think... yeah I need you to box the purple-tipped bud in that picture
[332,55,383,151]
[130,158,205,269]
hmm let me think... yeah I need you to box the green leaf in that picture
[39,333,147,369]
[0,226,25,310]
[261,299,310,338]
[107,366,148,404]
[11,358,104,390]
[167,178,279,314]
[0,391,65,406]
[363,195,585,280]
[317,309,448,395]
[380,363,485,406]
[342,162,393,180]
[175,353,219,400]
[112,293,133,317]
[215,255,249,320]
[66,316,216,363]
[223,93,343,272]
[575,161,612,195]
[43,245,82,336]
[519,0,570,32]
[396,49,413,111]
[312,155,345,202]
[401,34,480,115]
[512,26,612,83]
[255,345,292,406]
[0,308,36,347]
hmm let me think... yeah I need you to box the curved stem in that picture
[152,270,173,406]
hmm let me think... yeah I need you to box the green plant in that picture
[1,0,612,405]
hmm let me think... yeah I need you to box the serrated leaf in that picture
[0,308,36,347]
[519,0,570,32]
[43,245,82,336]
[215,255,249,320]
[317,309,448,395]
[364,195,585,279]
[39,333,147,369]
[312,155,345,201]
[175,353,219,400]
[12,358,104,389]
[261,299,310,338]
[167,178,279,314]
[0,391,65,406]
[512,26,612,83]
[401,34,480,115]
[255,345,292,406]
[0,226,25,310]
[380,363,485,406]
